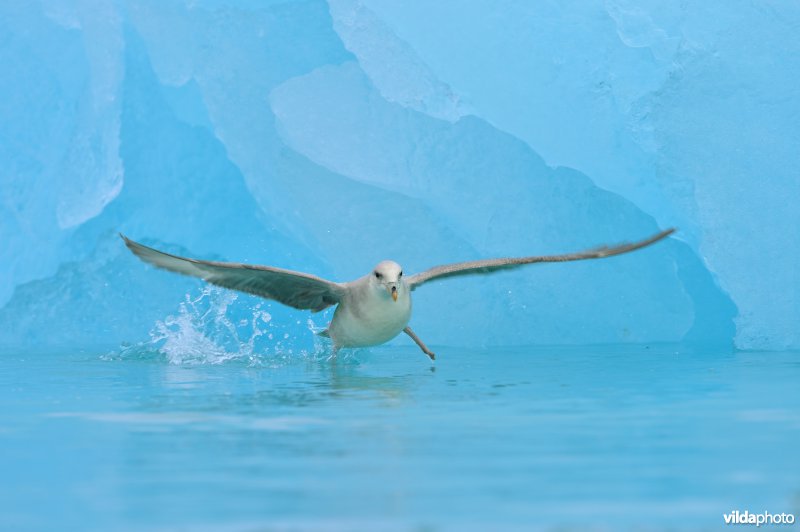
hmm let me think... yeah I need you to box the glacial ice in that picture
[353,0,800,349]
[1,0,794,351]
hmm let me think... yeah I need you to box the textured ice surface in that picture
[0,0,794,350]
[354,0,800,349]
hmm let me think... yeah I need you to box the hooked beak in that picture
[389,285,398,302]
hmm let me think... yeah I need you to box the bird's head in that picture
[370,260,404,302]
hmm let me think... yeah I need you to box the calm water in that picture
[1,344,798,530]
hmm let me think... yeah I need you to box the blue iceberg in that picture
[2,0,796,351]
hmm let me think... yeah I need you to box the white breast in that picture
[328,284,412,348]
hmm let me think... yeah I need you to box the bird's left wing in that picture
[122,235,345,312]
[406,228,675,290]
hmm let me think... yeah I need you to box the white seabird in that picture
[121,228,674,360]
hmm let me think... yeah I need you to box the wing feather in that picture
[121,235,344,312]
[406,228,675,290]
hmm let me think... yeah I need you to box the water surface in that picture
[1,345,798,530]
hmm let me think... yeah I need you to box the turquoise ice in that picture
[6,1,794,350]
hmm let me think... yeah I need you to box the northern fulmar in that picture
[122,228,674,360]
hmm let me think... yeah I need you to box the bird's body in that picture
[329,269,412,347]
[121,228,675,360]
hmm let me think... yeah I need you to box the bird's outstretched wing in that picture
[121,235,345,312]
[406,228,675,290]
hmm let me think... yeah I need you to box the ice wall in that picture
[351,0,800,349]
[1,0,792,351]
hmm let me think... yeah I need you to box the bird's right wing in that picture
[122,235,345,312]
[406,228,675,290]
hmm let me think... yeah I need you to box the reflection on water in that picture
[1,344,799,530]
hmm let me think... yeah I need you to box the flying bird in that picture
[121,228,674,360]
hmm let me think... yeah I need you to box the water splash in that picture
[110,286,334,365]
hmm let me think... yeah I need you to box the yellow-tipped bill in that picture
[391,286,398,301]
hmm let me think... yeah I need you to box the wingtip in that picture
[648,227,676,246]
[651,227,676,240]
[119,233,142,255]
[119,232,133,248]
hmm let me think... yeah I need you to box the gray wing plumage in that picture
[121,235,345,312]
[406,228,675,290]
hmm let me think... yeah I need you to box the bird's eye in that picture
[399,271,403,277]
[374,271,382,279]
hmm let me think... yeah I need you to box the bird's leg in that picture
[403,326,436,360]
